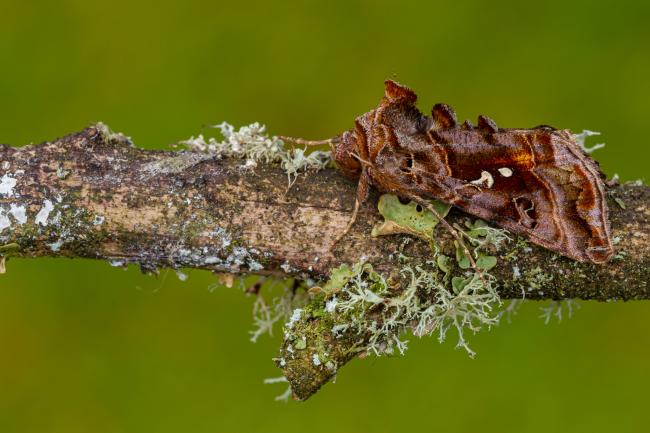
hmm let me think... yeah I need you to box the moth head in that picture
[331,128,363,179]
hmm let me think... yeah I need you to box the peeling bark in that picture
[1,125,648,301]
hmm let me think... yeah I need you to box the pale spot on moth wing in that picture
[498,167,513,177]
[470,170,494,188]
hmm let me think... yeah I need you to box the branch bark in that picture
[2,125,649,400]
[1,125,648,300]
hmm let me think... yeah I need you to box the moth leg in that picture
[404,193,487,288]
[331,168,371,248]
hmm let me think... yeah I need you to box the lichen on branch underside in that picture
[254,194,514,401]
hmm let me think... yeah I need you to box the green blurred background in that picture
[1,1,648,432]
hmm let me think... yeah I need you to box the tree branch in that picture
[1,125,647,299]
[1,125,648,400]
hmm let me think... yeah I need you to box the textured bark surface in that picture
[1,125,648,301]
[2,125,649,401]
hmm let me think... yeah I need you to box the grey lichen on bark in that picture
[1,125,648,400]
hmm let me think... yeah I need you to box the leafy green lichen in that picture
[371,194,450,243]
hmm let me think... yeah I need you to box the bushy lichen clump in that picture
[574,129,605,154]
[179,122,331,186]
[256,195,515,399]
[249,281,310,343]
[272,253,502,400]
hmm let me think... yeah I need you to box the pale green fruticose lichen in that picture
[574,129,605,154]
[179,122,331,186]
[539,300,580,324]
[312,195,510,358]
[321,259,501,357]
[96,122,134,146]
[265,194,511,395]
[249,282,309,343]
[256,194,514,399]
[262,376,292,402]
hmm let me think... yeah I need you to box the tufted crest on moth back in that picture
[431,103,458,129]
[383,80,417,104]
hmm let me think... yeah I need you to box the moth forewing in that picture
[328,80,613,264]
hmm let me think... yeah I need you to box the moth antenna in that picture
[350,152,373,167]
[278,135,340,147]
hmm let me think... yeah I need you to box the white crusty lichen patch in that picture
[0,174,17,197]
[0,171,35,234]
[162,226,266,274]
[179,122,331,186]
[0,208,11,231]
[0,203,27,233]
[9,204,27,225]
[35,200,54,226]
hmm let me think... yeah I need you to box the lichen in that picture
[320,258,499,357]
[0,208,11,232]
[249,284,309,343]
[95,122,134,147]
[453,219,510,271]
[255,192,520,400]
[574,129,605,154]
[9,204,27,225]
[539,300,580,324]
[178,122,331,186]
[34,199,54,226]
[371,193,450,243]
[0,174,17,196]
[141,153,212,178]
[272,252,504,400]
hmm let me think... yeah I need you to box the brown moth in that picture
[288,80,614,263]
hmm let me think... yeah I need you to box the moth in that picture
[285,80,614,264]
